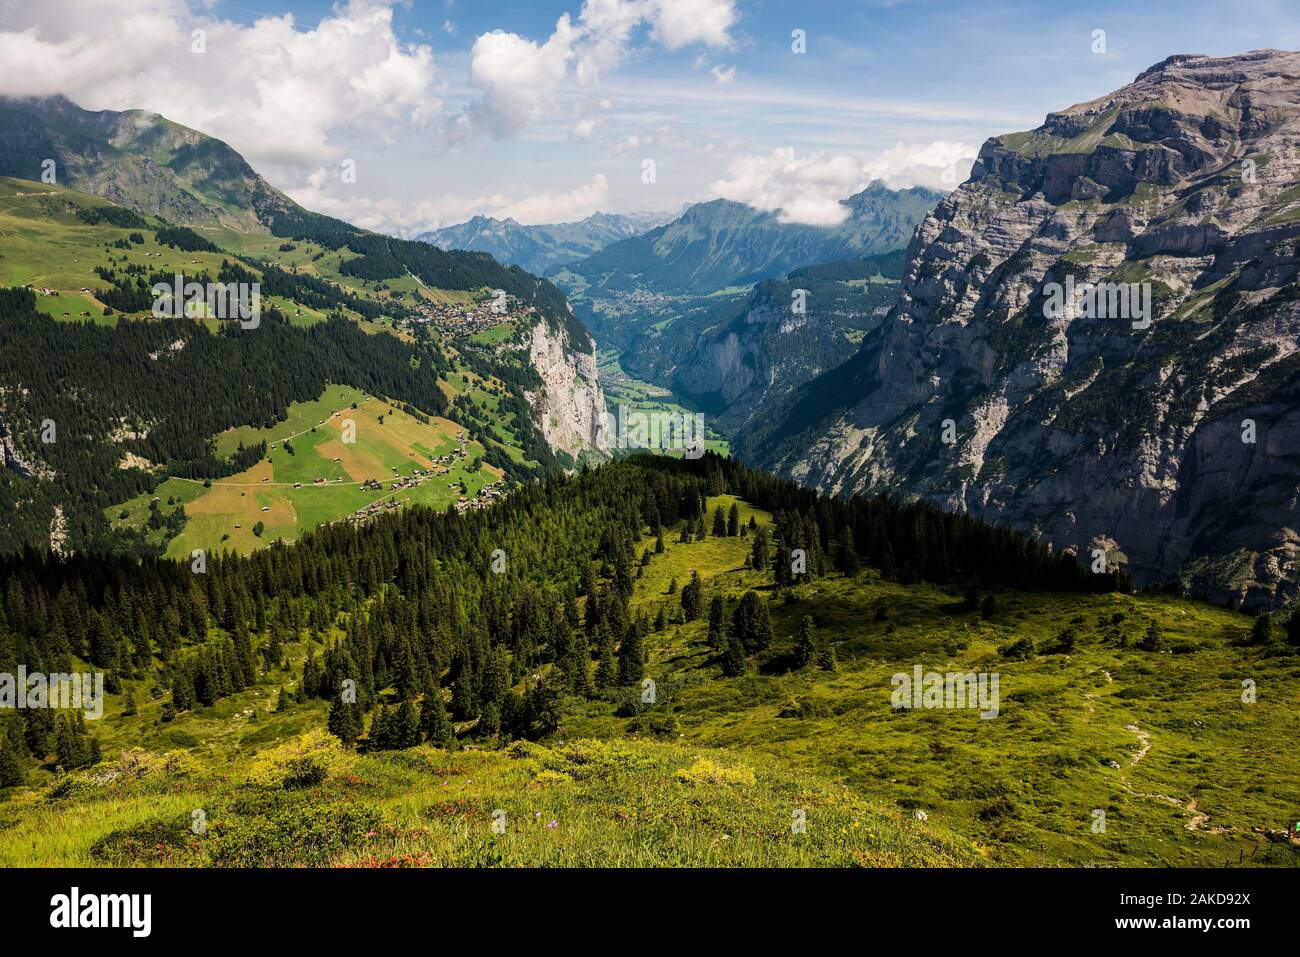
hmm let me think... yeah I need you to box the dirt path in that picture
[1124,723,1151,766]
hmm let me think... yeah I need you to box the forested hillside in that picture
[2,453,1295,868]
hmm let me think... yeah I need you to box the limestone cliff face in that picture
[767,50,1300,609]
[525,319,608,462]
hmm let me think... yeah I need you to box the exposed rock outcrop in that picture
[764,50,1300,609]
[526,319,608,463]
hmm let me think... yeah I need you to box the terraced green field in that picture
[108,386,502,557]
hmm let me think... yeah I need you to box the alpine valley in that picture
[0,41,1297,878]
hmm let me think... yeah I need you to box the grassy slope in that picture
[0,177,539,553]
[2,494,1296,868]
[107,385,503,558]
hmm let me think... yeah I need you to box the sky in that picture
[0,0,1297,235]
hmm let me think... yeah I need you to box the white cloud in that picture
[711,142,979,226]
[710,64,736,84]
[459,15,580,138]
[862,140,979,192]
[0,0,439,173]
[711,148,869,226]
[290,174,611,235]
[454,0,739,139]
[648,0,737,50]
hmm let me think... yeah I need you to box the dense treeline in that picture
[0,452,1131,772]
[75,206,148,229]
[0,288,449,554]
[154,226,220,253]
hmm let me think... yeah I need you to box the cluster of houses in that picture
[399,294,537,340]
[452,479,508,513]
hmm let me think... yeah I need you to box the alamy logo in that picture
[891,665,1000,719]
[151,274,261,328]
[50,887,151,937]
[1042,275,1152,329]
[0,667,103,719]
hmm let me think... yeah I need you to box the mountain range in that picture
[552,181,941,296]
[418,210,674,275]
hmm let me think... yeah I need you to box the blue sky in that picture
[3,1,1297,232]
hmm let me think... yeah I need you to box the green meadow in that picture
[108,386,500,558]
[14,490,1299,868]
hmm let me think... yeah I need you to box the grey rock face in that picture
[771,50,1300,609]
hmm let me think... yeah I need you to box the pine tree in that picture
[478,702,502,742]
[727,503,739,536]
[1250,612,1273,645]
[680,571,703,622]
[618,624,644,684]
[394,700,421,749]
[367,703,394,751]
[732,591,773,652]
[655,528,666,554]
[1286,606,1300,647]
[816,644,838,672]
[721,631,747,677]
[751,528,769,571]
[420,690,454,748]
[327,692,362,746]
[0,737,23,788]
[595,640,617,691]
[707,596,727,650]
[712,506,727,536]
[794,616,817,669]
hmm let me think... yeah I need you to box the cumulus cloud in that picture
[457,15,580,139]
[711,142,979,226]
[0,0,439,173]
[863,140,979,192]
[710,64,736,84]
[455,0,738,139]
[648,0,737,50]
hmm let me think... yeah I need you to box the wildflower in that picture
[547,819,558,829]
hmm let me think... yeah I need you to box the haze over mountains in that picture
[418,210,675,276]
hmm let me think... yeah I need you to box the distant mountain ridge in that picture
[552,182,941,297]
[418,210,673,275]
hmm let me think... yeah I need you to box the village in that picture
[344,429,508,526]
[398,291,536,340]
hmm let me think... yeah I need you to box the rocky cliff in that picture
[762,50,1300,609]
[525,318,608,462]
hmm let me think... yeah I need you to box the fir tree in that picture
[394,700,421,749]
[327,692,362,746]
[0,737,23,788]
[727,503,740,536]
[712,506,727,537]
[420,690,454,748]
[618,624,644,684]
[794,616,817,669]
